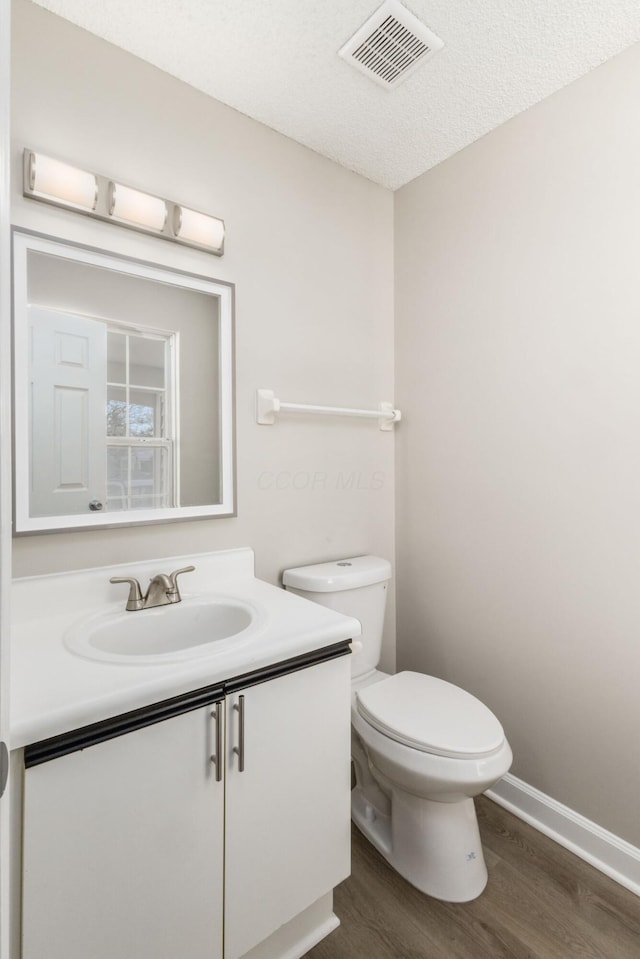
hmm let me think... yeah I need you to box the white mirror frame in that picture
[12,229,236,533]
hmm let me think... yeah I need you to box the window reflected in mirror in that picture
[106,328,175,511]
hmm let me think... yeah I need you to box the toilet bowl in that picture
[350,669,512,901]
[283,556,512,903]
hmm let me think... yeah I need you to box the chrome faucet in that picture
[110,565,195,611]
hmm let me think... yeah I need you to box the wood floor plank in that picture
[307,796,640,959]
[477,799,640,958]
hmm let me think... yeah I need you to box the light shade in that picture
[109,182,167,231]
[27,151,97,211]
[174,205,225,252]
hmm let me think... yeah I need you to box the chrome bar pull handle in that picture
[233,695,245,772]
[210,702,223,782]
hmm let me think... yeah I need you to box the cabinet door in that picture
[224,656,351,959]
[22,704,224,959]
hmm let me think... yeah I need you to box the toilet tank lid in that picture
[283,556,391,592]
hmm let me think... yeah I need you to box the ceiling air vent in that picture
[339,0,443,90]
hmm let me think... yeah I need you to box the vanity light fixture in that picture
[108,182,168,231]
[174,205,225,252]
[22,149,225,256]
[25,151,98,212]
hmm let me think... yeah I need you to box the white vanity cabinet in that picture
[20,646,351,959]
[224,656,351,959]
[22,696,226,959]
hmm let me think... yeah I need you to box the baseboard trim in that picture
[485,773,640,898]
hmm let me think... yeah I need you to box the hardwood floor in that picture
[308,797,640,959]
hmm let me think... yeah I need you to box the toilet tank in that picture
[283,556,391,680]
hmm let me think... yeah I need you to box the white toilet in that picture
[283,555,512,903]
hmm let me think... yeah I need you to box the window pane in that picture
[107,387,127,437]
[106,447,129,510]
[106,446,171,510]
[129,447,169,508]
[107,331,127,384]
[129,335,165,389]
[129,389,162,437]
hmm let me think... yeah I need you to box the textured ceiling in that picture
[30,0,640,189]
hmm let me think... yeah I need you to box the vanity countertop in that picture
[10,547,360,750]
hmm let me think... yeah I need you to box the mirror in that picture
[12,230,235,533]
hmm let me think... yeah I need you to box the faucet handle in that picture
[167,565,196,597]
[110,576,144,611]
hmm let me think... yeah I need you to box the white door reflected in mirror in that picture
[13,230,235,533]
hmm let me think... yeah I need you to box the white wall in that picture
[11,0,396,668]
[395,42,640,845]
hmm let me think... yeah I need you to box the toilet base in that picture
[352,784,392,859]
[351,785,488,902]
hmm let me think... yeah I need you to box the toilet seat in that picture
[356,671,505,760]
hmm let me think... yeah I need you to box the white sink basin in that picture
[64,595,264,665]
